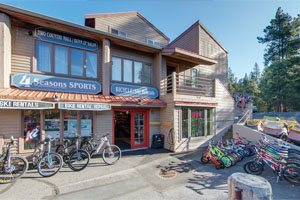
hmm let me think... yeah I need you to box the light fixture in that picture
[137,99,141,105]
[53,94,59,102]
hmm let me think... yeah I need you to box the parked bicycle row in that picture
[0,133,121,184]
[200,133,254,169]
[244,135,300,185]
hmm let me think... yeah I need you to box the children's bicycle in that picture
[0,136,28,184]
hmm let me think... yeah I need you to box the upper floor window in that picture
[111,28,127,38]
[36,41,98,79]
[147,39,160,47]
[111,57,151,85]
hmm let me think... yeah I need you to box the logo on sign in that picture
[25,127,40,143]
[11,73,102,95]
[111,83,159,99]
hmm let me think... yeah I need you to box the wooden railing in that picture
[160,72,215,97]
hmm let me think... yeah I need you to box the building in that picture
[0,3,234,155]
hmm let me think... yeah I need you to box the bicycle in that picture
[80,132,121,165]
[201,141,226,169]
[56,135,90,172]
[32,135,63,177]
[0,136,28,184]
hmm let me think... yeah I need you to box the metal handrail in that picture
[237,109,251,125]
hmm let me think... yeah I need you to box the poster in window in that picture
[81,119,92,137]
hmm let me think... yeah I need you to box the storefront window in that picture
[55,46,68,74]
[123,59,133,82]
[81,111,93,137]
[64,110,78,138]
[36,41,51,72]
[182,107,213,139]
[45,110,61,139]
[86,52,98,78]
[112,57,122,81]
[71,49,84,76]
[182,108,189,139]
[144,64,151,84]
[24,110,40,150]
[134,62,143,84]
[134,113,144,145]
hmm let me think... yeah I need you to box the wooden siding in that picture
[159,102,174,151]
[93,15,169,46]
[95,110,113,144]
[149,108,160,146]
[11,25,33,75]
[168,25,199,54]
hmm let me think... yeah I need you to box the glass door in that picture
[131,111,149,149]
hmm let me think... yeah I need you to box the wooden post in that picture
[172,71,177,99]
[60,110,64,144]
[77,110,81,136]
[40,110,45,141]
[102,39,111,96]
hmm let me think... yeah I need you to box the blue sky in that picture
[1,0,300,79]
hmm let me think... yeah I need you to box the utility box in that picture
[151,134,164,149]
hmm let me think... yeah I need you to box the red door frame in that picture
[112,108,149,149]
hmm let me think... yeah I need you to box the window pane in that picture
[112,57,122,81]
[134,62,143,83]
[86,52,98,78]
[191,108,204,137]
[123,59,132,82]
[147,40,153,45]
[207,109,213,136]
[54,46,68,74]
[111,29,118,35]
[24,110,40,150]
[81,111,93,137]
[143,64,151,84]
[182,108,188,139]
[119,31,127,38]
[154,42,160,47]
[64,110,77,138]
[45,110,60,139]
[71,49,83,76]
[36,41,51,72]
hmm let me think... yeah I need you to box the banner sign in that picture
[58,102,111,111]
[111,83,159,99]
[25,127,40,143]
[0,99,55,109]
[11,73,101,94]
[35,27,98,51]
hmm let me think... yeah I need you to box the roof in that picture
[0,88,166,108]
[162,47,217,65]
[85,11,170,41]
[168,20,228,53]
[0,3,161,53]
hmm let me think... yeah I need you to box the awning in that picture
[0,88,167,108]
[162,47,217,65]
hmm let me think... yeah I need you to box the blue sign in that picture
[111,83,159,99]
[11,73,101,95]
[35,27,98,51]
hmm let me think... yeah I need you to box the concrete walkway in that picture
[0,149,299,200]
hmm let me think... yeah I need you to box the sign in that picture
[58,102,111,111]
[35,27,98,51]
[25,127,40,143]
[111,83,159,99]
[0,99,55,109]
[11,73,101,94]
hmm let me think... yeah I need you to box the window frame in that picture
[33,40,100,81]
[146,39,161,47]
[111,28,127,38]
[110,56,152,86]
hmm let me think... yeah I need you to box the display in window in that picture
[45,110,61,139]
[64,110,78,138]
[81,111,93,137]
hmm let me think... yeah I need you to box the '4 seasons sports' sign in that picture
[11,73,101,94]
[35,27,98,51]
[0,99,55,109]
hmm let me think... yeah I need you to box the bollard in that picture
[228,172,272,200]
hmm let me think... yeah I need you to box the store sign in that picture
[111,83,159,99]
[35,27,98,51]
[58,102,111,111]
[11,73,101,94]
[0,99,55,109]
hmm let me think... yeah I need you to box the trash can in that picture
[151,134,164,149]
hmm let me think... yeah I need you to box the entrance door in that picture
[131,110,149,149]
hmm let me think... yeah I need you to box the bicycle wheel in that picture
[81,141,95,157]
[0,155,28,184]
[282,165,300,185]
[200,154,210,164]
[102,145,121,165]
[221,156,232,168]
[243,161,264,175]
[227,155,236,166]
[68,149,90,171]
[38,153,62,177]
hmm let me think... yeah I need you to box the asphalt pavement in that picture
[0,148,299,200]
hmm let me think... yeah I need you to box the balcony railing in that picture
[160,72,215,97]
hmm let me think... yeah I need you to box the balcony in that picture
[160,72,216,103]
